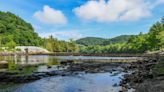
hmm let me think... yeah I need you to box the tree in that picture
[0,23,6,33]
[0,11,43,46]
[157,31,164,49]
[148,22,163,50]
[5,40,16,49]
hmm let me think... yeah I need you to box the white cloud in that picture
[73,0,163,22]
[40,30,83,40]
[34,5,67,25]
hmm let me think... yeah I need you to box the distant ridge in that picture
[76,37,106,46]
[76,35,134,46]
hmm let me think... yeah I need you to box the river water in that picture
[0,55,137,92]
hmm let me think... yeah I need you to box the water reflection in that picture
[0,55,141,72]
[0,55,59,69]
[0,73,126,92]
[0,55,62,75]
[0,55,138,92]
[47,58,60,66]
[0,55,141,65]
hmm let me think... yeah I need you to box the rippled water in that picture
[0,72,129,92]
[0,55,137,92]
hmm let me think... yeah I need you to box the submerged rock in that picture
[47,65,52,69]
[0,61,8,68]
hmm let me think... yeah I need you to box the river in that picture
[0,55,139,92]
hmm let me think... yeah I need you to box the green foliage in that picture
[0,11,43,46]
[103,35,134,45]
[79,17,164,54]
[148,18,164,51]
[5,40,16,49]
[0,11,80,53]
[76,37,106,46]
[76,35,133,46]
[0,11,163,54]
[43,36,79,52]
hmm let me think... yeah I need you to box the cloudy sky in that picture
[0,0,164,40]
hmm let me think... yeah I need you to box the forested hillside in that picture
[76,35,133,46]
[103,35,134,45]
[76,37,106,46]
[0,11,43,47]
[0,11,79,52]
[80,17,164,54]
[0,11,163,54]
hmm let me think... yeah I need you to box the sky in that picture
[0,0,164,40]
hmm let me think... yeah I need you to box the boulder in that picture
[0,61,8,68]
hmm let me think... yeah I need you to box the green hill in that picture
[76,35,133,46]
[103,35,134,45]
[76,37,106,46]
[0,11,79,52]
[0,11,42,47]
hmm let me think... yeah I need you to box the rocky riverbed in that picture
[0,60,128,83]
[0,56,163,92]
[120,57,164,92]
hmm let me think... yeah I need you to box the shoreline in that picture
[0,60,129,83]
[120,57,164,92]
[0,55,163,91]
[0,52,162,57]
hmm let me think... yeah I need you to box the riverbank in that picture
[0,55,163,92]
[0,60,129,83]
[0,52,163,57]
[120,57,164,92]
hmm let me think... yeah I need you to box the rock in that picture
[61,74,66,76]
[60,61,68,65]
[18,67,23,71]
[47,65,52,69]
[120,58,160,91]
[112,83,118,87]
[0,61,8,68]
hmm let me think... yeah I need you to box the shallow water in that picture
[0,72,132,92]
[0,55,137,92]
[0,55,141,65]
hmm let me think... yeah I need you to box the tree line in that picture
[42,36,79,52]
[76,35,133,46]
[0,11,78,52]
[0,11,43,49]
[80,17,164,54]
[0,11,163,54]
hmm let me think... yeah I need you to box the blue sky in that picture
[0,0,164,40]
